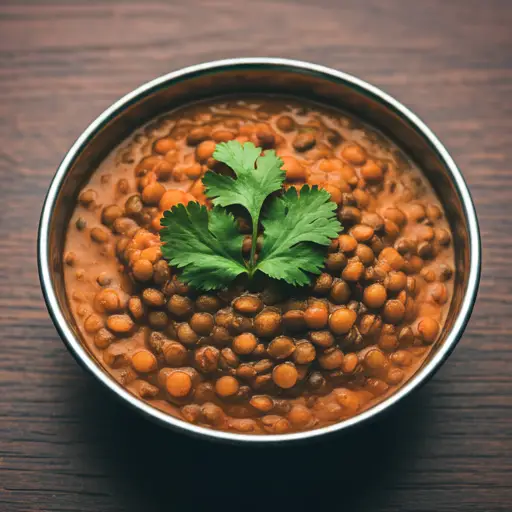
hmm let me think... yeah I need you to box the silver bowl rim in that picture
[38,57,481,444]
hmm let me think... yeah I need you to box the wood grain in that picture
[1,0,511,510]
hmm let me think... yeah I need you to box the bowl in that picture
[38,58,481,443]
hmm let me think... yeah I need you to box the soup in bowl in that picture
[38,59,480,442]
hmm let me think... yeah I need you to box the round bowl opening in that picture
[38,58,481,443]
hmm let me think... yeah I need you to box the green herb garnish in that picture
[203,141,285,268]
[160,203,246,291]
[160,140,342,291]
[257,185,341,286]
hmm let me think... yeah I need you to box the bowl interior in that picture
[41,60,477,441]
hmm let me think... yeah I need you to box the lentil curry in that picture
[64,98,454,435]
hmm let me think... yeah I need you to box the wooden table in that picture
[1,1,511,510]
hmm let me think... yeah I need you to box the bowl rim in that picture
[38,57,481,444]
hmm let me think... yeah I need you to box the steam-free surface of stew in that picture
[63,97,454,435]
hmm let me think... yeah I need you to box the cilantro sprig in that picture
[203,141,285,268]
[160,140,342,290]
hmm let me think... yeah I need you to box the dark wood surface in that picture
[1,1,511,510]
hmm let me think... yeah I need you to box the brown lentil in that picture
[163,341,188,366]
[276,115,295,132]
[181,404,201,424]
[132,259,154,281]
[267,336,296,359]
[379,247,405,271]
[361,160,383,182]
[329,308,357,335]
[215,376,240,397]
[254,309,281,337]
[309,330,335,348]
[341,353,359,374]
[435,228,451,246]
[94,288,121,313]
[378,325,399,352]
[391,350,413,367]
[148,311,168,329]
[293,340,316,364]
[385,271,407,292]
[329,280,351,304]
[166,371,193,398]
[106,314,134,334]
[355,244,375,266]
[341,144,367,165]
[211,326,232,346]
[383,207,406,226]
[232,333,258,355]
[142,288,165,308]
[342,260,365,281]
[167,295,194,317]
[176,323,199,345]
[387,367,405,385]
[338,234,358,253]
[194,345,220,373]
[325,252,348,273]
[318,348,344,370]
[382,300,406,324]
[127,296,145,321]
[90,227,110,244]
[233,295,263,315]
[358,314,382,336]
[363,283,387,309]
[293,132,316,152]
[190,312,214,335]
[272,363,299,389]
[94,328,114,349]
[364,349,388,371]
[281,156,306,181]
[304,304,329,329]
[131,349,158,373]
[313,273,334,295]
[195,295,222,313]
[417,318,440,344]
[288,405,313,428]
[335,388,361,413]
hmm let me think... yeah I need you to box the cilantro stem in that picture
[248,214,259,272]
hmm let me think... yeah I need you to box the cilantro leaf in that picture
[203,141,285,267]
[204,142,285,214]
[160,142,342,291]
[160,202,247,291]
[256,186,342,286]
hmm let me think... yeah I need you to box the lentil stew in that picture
[63,97,454,435]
